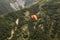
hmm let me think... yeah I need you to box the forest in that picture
[0,0,60,40]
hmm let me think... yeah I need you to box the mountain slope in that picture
[0,0,60,40]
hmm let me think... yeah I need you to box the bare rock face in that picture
[0,0,38,14]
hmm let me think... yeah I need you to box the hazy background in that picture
[0,0,38,14]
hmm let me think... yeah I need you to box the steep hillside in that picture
[0,0,60,40]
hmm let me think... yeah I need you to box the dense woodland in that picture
[0,0,60,40]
